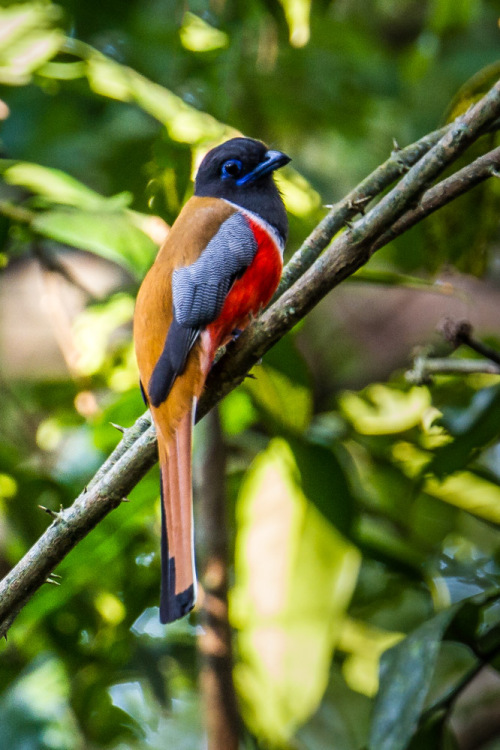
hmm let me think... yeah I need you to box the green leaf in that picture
[407,713,459,750]
[445,62,500,121]
[288,435,354,535]
[278,0,312,48]
[219,389,258,436]
[231,439,360,744]
[2,161,132,211]
[0,4,64,85]
[424,470,500,524]
[369,606,459,750]
[297,664,372,750]
[179,12,229,52]
[430,385,500,478]
[245,363,313,432]
[263,333,311,388]
[340,385,431,435]
[32,209,157,277]
[423,63,500,275]
[85,53,231,144]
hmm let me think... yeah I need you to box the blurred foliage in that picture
[1,1,500,749]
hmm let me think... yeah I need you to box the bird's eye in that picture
[221,159,243,179]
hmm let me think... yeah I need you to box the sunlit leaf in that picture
[72,294,135,377]
[231,439,360,744]
[278,0,312,47]
[275,169,321,218]
[0,4,64,85]
[85,53,231,145]
[425,470,500,524]
[245,363,313,432]
[0,30,64,85]
[219,389,258,436]
[32,209,157,276]
[0,472,17,501]
[36,59,87,80]
[340,385,431,435]
[338,618,404,697]
[392,441,500,524]
[179,12,229,53]
[2,161,132,210]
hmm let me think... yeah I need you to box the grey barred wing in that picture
[148,211,257,407]
[172,211,257,327]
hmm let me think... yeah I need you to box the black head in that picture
[194,137,290,244]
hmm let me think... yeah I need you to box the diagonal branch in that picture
[370,145,500,253]
[202,84,500,411]
[1,79,500,636]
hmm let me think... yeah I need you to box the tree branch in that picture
[202,82,500,410]
[370,146,500,253]
[439,319,500,367]
[2,79,500,635]
[273,123,451,300]
[406,357,500,384]
[0,415,158,635]
[406,318,500,383]
[197,409,241,750]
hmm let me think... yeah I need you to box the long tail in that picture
[157,408,196,623]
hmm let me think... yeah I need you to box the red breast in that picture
[205,216,283,358]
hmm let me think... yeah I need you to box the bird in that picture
[134,137,290,623]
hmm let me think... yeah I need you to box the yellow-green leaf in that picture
[231,439,360,743]
[32,209,157,276]
[0,4,64,85]
[2,161,131,210]
[244,363,313,432]
[340,384,432,435]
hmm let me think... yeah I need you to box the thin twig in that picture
[439,319,500,367]
[406,357,500,384]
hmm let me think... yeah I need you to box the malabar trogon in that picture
[134,137,290,623]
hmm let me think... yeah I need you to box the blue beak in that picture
[236,149,291,186]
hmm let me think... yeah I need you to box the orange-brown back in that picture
[134,196,237,440]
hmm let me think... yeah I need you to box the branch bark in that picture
[406,318,500,383]
[1,79,500,636]
[439,318,500,366]
[197,409,240,750]
[406,357,500,384]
